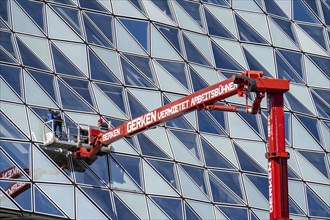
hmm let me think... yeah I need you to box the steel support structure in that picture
[266,93,290,220]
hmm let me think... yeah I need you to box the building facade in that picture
[0,0,329,219]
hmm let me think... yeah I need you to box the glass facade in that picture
[0,0,329,219]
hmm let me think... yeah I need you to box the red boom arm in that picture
[75,76,239,159]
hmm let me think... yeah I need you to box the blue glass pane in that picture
[271,17,297,43]
[127,92,148,118]
[158,60,188,89]
[0,113,26,139]
[198,111,226,135]
[0,181,31,211]
[276,53,303,84]
[299,24,326,50]
[128,0,144,13]
[31,107,49,122]
[183,34,210,66]
[202,0,229,7]
[0,19,7,29]
[243,48,273,78]
[251,212,258,220]
[209,174,242,204]
[185,203,201,220]
[84,15,112,48]
[34,186,64,216]
[284,112,291,143]
[288,167,300,179]
[121,57,154,88]
[86,12,113,44]
[321,1,330,26]
[96,83,126,113]
[125,136,138,151]
[0,141,30,171]
[296,115,320,143]
[209,109,226,132]
[16,0,45,31]
[285,92,314,115]
[156,24,181,52]
[52,44,84,77]
[114,195,139,220]
[124,54,155,84]
[89,50,119,83]
[212,41,243,71]
[0,0,9,23]
[219,71,234,79]
[61,77,93,106]
[147,159,178,190]
[152,197,183,220]
[235,15,267,44]
[278,50,303,79]
[312,92,330,118]
[264,0,288,18]
[181,165,207,194]
[238,112,261,135]
[81,187,115,219]
[48,0,74,5]
[308,55,330,77]
[190,68,208,92]
[0,31,16,59]
[289,196,304,215]
[151,0,174,20]
[299,151,328,178]
[177,0,203,28]
[110,157,137,187]
[28,69,56,100]
[306,187,330,218]
[52,5,81,35]
[218,206,248,219]
[304,0,319,17]
[204,9,233,39]
[137,134,169,159]
[234,143,266,174]
[112,154,142,187]
[211,170,243,200]
[169,118,194,131]
[202,138,234,169]
[73,161,104,186]
[120,18,148,51]
[0,47,16,64]
[171,130,200,160]
[313,88,329,105]
[81,187,115,220]
[16,38,50,71]
[86,155,109,184]
[246,174,268,199]
[58,80,93,112]
[166,117,194,130]
[79,0,107,12]
[294,0,319,23]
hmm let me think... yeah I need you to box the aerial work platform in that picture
[43,120,110,154]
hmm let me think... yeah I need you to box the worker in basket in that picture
[47,109,63,140]
[79,127,89,144]
[98,117,108,132]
